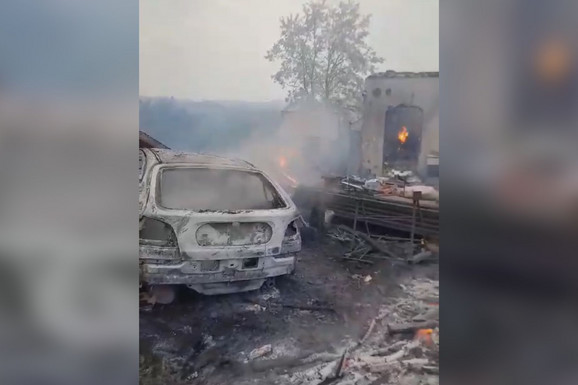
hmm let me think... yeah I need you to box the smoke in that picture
[140,97,354,189]
[220,100,352,188]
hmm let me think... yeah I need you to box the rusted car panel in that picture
[139,148,301,295]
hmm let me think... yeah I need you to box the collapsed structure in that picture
[287,72,440,246]
[359,71,439,179]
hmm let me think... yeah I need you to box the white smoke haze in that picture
[140,0,439,101]
[221,101,352,189]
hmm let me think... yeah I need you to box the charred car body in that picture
[139,148,302,300]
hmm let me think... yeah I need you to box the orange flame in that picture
[398,126,409,144]
[415,328,434,346]
[279,156,287,168]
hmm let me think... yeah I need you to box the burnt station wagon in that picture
[139,148,302,303]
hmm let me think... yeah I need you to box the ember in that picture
[415,328,434,346]
[398,126,409,144]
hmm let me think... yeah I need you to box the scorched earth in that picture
[140,237,439,385]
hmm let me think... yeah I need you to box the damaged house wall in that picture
[360,71,439,177]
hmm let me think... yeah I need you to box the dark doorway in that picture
[383,104,423,167]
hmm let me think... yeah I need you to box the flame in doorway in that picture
[398,126,409,144]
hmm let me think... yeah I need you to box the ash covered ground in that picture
[140,237,439,385]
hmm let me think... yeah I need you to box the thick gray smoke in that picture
[140,97,354,188]
[221,100,352,188]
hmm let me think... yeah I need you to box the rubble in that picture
[327,224,439,268]
[272,277,439,384]
[140,236,439,385]
[248,344,273,360]
[327,225,403,264]
[408,250,436,265]
[338,168,437,203]
[305,176,439,239]
[359,319,377,345]
[400,185,439,201]
[387,321,439,335]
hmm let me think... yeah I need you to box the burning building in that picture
[359,71,439,178]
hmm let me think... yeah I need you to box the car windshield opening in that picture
[159,168,286,211]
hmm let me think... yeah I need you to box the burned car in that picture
[139,148,302,302]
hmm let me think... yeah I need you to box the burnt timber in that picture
[298,187,439,238]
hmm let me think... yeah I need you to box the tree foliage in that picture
[266,0,383,114]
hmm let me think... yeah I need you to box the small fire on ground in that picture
[398,126,409,144]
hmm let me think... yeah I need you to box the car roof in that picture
[144,148,258,170]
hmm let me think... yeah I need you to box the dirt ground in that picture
[139,237,439,385]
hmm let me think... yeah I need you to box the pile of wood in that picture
[327,225,404,264]
[327,224,438,265]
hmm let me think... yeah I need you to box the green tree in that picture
[266,0,383,115]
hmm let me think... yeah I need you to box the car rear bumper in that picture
[140,254,296,294]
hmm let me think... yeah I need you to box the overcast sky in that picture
[140,0,439,101]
